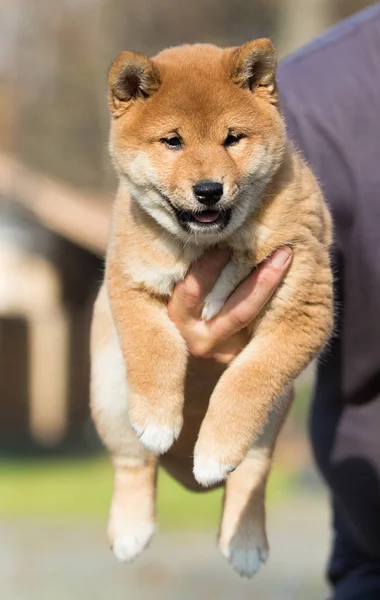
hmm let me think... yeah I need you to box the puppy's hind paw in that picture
[111,521,155,563]
[220,538,269,579]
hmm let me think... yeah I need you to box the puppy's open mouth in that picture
[175,208,232,232]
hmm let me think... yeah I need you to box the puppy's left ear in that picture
[230,39,278,104]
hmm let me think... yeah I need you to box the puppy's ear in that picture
[230,39,278,104]
[108,51,161,117]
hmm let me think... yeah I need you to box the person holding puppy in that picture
[169,4,380,599]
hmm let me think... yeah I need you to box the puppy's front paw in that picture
[220,536,269,579]
[110,521,155,563]
[201,297,225,322]
[193,454,236,487]
[193,433,244,487]
[129,394,183,454]
[132,421,182,454]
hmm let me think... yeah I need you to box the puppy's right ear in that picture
[108,51,161,117]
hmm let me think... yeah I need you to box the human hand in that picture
[168,246,292,364]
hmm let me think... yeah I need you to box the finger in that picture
[208,246,292,342]
[208,330,249,364]
[169,249,230,322]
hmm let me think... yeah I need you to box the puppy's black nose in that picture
[193,180,223,206]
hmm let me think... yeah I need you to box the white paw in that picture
[201,298,225,322]
[111,522,155,563]
[221,540,268,579]
[193,455,235,487]
[132,422,181,454]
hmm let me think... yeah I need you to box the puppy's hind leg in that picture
[219,447,270,579]
[91,284,157,563]
[219,388,294,578]
[108,457,157,562]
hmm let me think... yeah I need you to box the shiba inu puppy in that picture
[91,39,333,578]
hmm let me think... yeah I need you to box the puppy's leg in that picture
[218,391,292,578]
[193,255,332,485]
[108,458,157,562]
[107,261,188,455]
[91,284,157,562]
[201,260,251,321]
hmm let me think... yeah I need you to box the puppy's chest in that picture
[127,256,193,297]
[126,241,253,300]
[146,263,189,296]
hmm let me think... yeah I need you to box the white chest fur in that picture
[128,253,252,321]
[124,226,253,317]
[125,258,189,297]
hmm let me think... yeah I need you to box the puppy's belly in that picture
[161,357,226,492]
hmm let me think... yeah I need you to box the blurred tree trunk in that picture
[277,0,333,57]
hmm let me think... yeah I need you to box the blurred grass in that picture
[0,456,296,529]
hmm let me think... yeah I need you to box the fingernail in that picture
[270,247,291,267]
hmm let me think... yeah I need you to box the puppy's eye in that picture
[161,135,183,150]
[224,133,244,147]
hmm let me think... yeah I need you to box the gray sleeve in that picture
[276,4,380,399]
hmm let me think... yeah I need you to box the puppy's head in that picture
[108,40,286,244]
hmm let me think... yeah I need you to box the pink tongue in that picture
[194,211,220,223]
